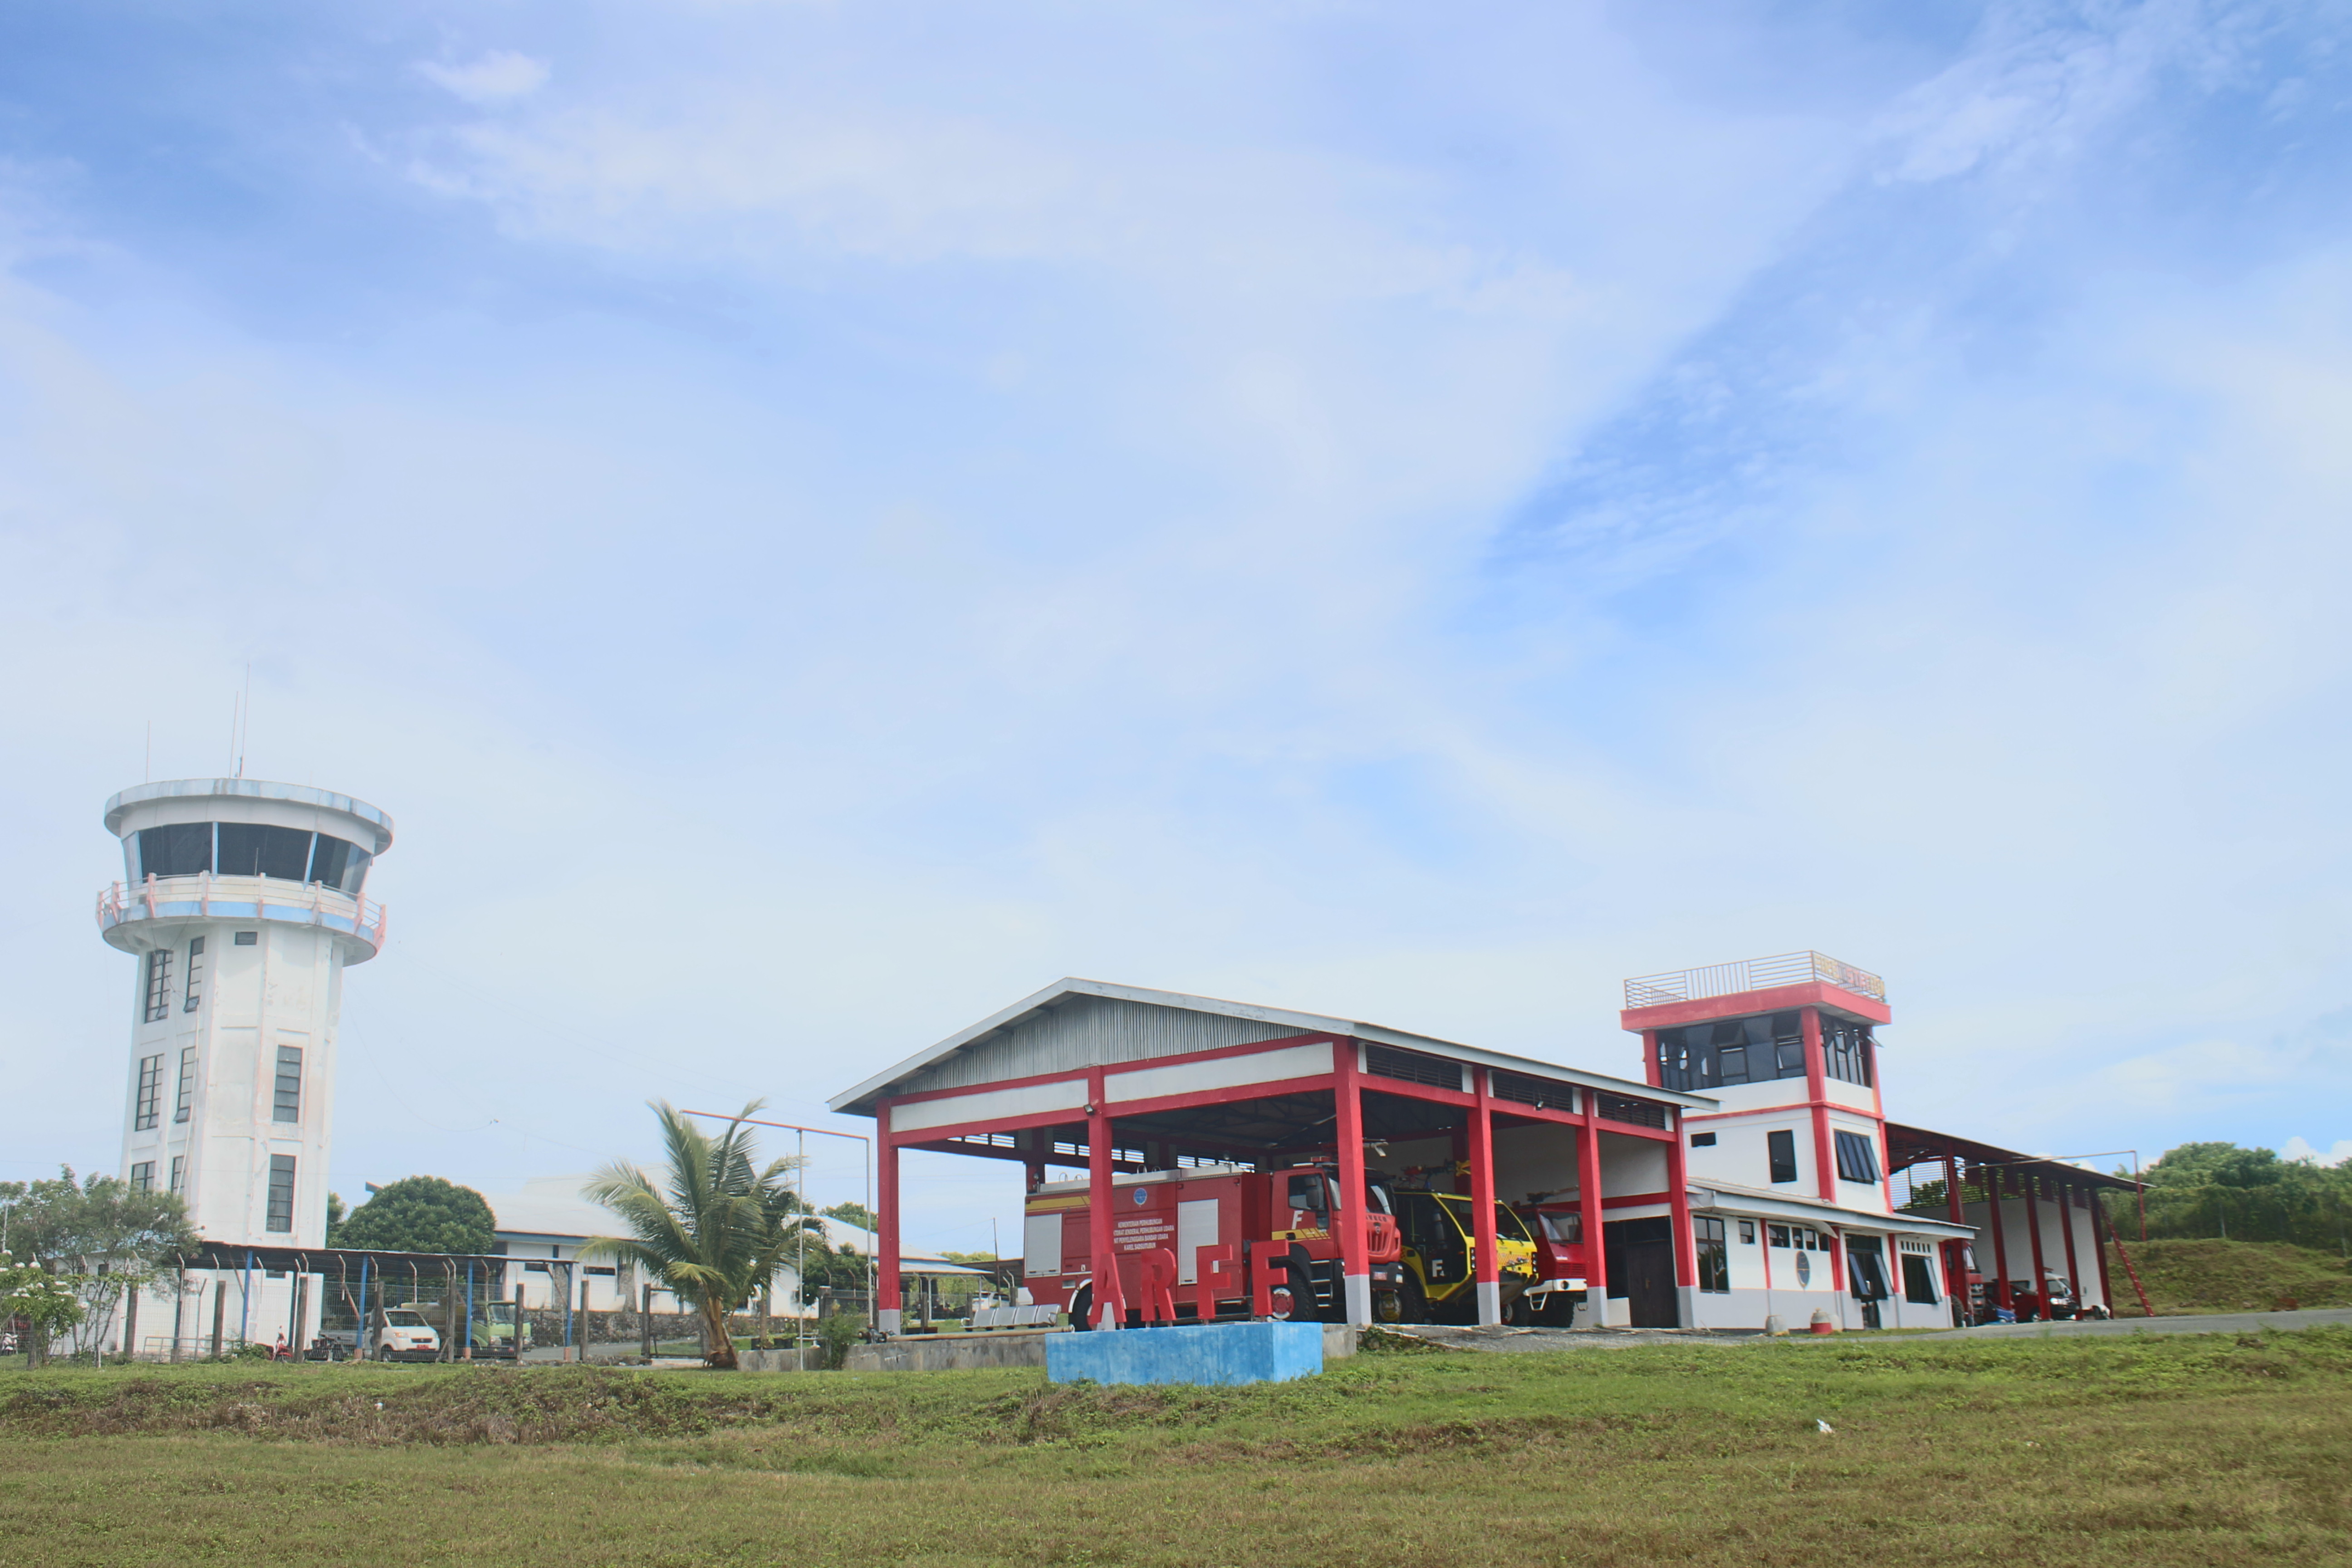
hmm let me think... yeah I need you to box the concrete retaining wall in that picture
[843,1329,1059,1373]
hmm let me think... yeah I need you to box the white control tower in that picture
[99,780,392,1252]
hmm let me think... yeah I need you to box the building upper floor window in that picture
[169,1156,186,1196]
[133,1054,164,1130]
[273,1046,304,1123]
[1821,1017,1874,1088]
[1689,1132,1717,1147]
[266,1155,297,1233]
[133,822,373,895]
[183,936,205,1012]
[130,1161,155,1192]
[143,949,172,1023]
[1767,1223,1829,1251]
[234,931,257,946]
[175,1047,197,1122]
[1656,1011,1807,1092]
[1833,1130,1882,1184]
[1767,1129,1798,1185]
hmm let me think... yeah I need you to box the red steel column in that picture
[2057,1182,2084,1311]
[1985,1165,2013,1313]
[1578,1091,1607,1328]
[1666,1110,1695,1328]
[1802,1007,1836,1202]
[1641,1029,1662,1088]
[2023,1171,2050,1319]
[1469,1068,1502,1326]
[1334,1041,1372,1326]
[1086,1067,1117,1328]
[876,1101,902,1335]
[1943,1152,1969,1315]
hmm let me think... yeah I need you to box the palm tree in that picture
[580,1101,817,1370]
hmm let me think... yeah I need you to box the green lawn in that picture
[3,1328,2348,1567]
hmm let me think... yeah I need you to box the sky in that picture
[3,0,2350,1253]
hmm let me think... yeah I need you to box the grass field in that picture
[4,1328,2348,1567]
[2107,1238,2352,1315]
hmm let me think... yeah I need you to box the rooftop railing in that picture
[97,872,388,953]
[1623,950,1884,1009]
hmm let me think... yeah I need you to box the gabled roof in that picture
[828,977,1713,1117]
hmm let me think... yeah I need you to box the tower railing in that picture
[1623,950,1884,1009]
[96,872,389,952]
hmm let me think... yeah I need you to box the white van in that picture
[364,1308,442,1362]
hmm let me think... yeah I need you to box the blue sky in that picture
[3,1,2348,1250]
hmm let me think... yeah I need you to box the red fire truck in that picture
[1021,1162,1406,1326]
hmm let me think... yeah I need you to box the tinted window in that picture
[306,833,372,892]
[137,823,214,878]
[1768,1129,1798,1185]
[219,823,314,880]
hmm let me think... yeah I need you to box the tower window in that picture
[217,823,315,881]
[1767,1129,1798,1185]
[183,936,205,1012]
[133,1054,164,1130]
[305,834,372,894]
[175,1047,197,1122]
[266,1155,297,1232]
[234,931,257,946]
[1689,1132,1717,1147]
[1694,1216,1730,1294]
[273,1046,304,1123]
[169,1156,186,1196]
[1737,1220,1756,1245]
[135,822,214,879]
[130,1161,155,1192]
[1821,1018,1875,1088]
[143,949,172,1022]
[1656,1011,1807,1091]
[1834,1130,1882,1184]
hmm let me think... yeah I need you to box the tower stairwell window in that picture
[133,1054,163,1130]
[175,1047,197,1122]
[1833,1130,1882,1184]
[273,1046,304,1123]
[130,1161,155,1192]
[143,949,172,1023]
[183,936,205,1012]
[168,1156,186,1196]
[1767,1129,1798,1185]
[266,1155,297,1232]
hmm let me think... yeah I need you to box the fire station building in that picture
[829,954,2131,1333]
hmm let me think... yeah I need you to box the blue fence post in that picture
[240,1250,254,1348]
[465,1264,475,1359]
[356,1255,369,1360]
[564,1262,574,1361]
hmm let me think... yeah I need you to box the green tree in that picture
[324,1191,347,1245]
[581,1101,810,1371]
[2136,1142,2352,1247]
[822,1201,877,1232]
[335,1177,497,1254]
[0,1250,82,1367]
[1,1167,197,1361]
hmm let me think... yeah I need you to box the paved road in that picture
[1920,1306,2352,1341]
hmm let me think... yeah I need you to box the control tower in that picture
[98,780,392,1254]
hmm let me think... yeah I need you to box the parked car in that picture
[363,1308,442,1362]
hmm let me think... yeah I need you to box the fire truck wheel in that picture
[1394,1272,1429,1325]
[1069,1284,1094,1332]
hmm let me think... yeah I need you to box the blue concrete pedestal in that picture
[1044,1320,1326,1386]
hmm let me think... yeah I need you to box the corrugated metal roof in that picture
[828,977,1714,1117]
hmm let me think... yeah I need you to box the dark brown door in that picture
[1604,1218,1680,1328]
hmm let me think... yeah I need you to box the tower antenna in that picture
[236,663,251,779]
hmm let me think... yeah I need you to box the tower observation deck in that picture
[99,779,393,1254]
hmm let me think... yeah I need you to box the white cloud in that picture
[417,51,551,107]
[2282,1138,2352,1168]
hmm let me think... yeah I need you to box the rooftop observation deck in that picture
[98,873,389,960]
[1624,950,1885,1010]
